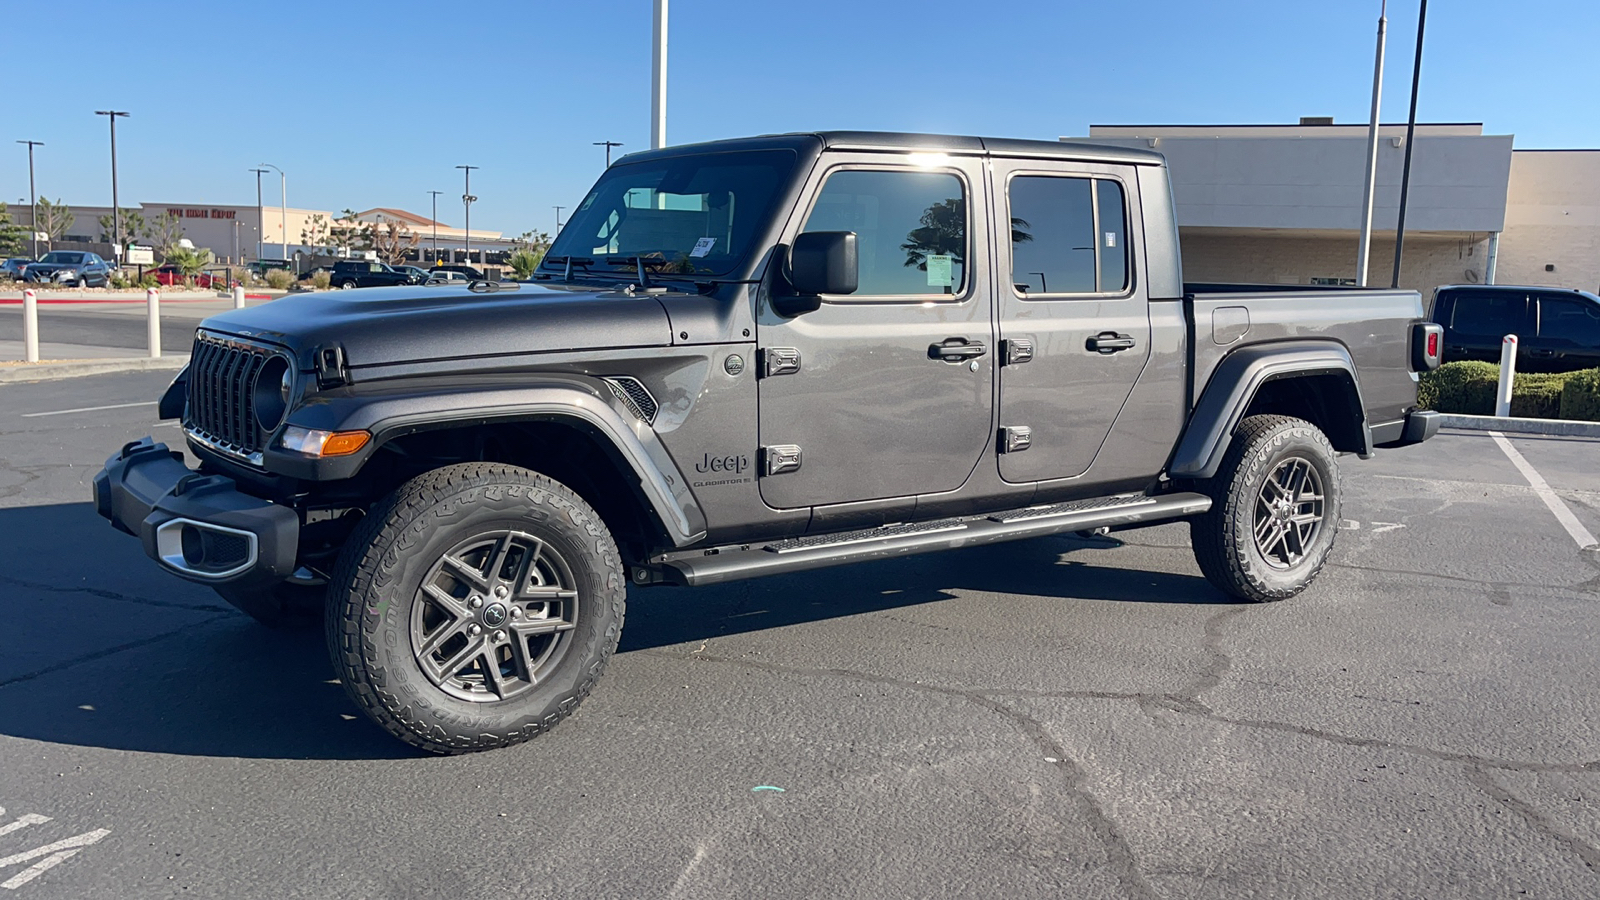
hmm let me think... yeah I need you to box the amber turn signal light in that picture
[278,426,371,458]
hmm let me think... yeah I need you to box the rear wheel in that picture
[339,280,357,289]
[326,463,625,754]
[1190,415,1340,602]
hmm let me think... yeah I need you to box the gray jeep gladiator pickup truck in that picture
[94,131,1443,754]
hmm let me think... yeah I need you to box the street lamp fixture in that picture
[593,140,623,167]
[94,110,130,265]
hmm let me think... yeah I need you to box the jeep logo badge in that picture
[482,602,508,627]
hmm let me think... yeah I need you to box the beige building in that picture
[1075,121,1598,296]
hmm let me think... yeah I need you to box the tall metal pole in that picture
[456,165,478,264]
[1391,0,1427,290]
[261,163,286,260]
[594,140,623,167]
[250,168,268,260]
[1356,2,1388,286]
[95,110,130,265]
[428,190,443,262]
[554,206,565,233]
[651,0,667,149]
[16,140,42,259]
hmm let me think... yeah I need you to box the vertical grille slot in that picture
[183,332,280,463]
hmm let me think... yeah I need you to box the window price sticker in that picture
[926,254,953,287]
[690,237,718,258]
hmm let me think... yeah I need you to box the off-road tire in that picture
[213,582,325,628]
[326,463,625,754]
[1190,415,1340,602]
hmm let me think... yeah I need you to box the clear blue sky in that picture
[7,0,1596,236]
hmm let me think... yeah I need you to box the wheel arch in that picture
[270,379,708,551]
[1170,341,1369,480]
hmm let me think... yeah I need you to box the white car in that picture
[425,271,472,285]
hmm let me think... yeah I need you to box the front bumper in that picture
[92,438,299,586]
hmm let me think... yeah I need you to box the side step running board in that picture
[660,492,1212,586]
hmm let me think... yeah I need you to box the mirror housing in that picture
[789,231,857,297]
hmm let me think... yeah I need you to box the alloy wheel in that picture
[1252,456,1325,569]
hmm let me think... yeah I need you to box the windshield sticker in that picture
[690,237,718,258]
[926,254,953,287]
[1105,232,1118,248]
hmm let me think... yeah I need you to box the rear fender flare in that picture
[269,377,707,546]
[1169,341,1369,480]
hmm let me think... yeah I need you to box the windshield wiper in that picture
[543,256,594,282]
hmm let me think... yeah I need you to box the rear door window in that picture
[1008,175,1129,296]
[1536,296,1600,347]
[1448,291,1531,339]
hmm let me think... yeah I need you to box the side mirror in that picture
[790,231,857,297]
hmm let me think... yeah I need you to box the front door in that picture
[992,160,1151,483]
[756,155,995,510]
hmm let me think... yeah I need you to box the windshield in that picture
[542,149,796,278]
[41,252,85,264]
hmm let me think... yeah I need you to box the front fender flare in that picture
[267,377,708,546]
[1169,341,1368,480]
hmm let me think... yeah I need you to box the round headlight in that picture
[253,356,292,432]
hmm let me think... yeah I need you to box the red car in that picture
[151,266,221,288]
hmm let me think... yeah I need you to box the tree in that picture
[370,217,419,265]
[300,213,331,254]
[140,213,186,262]
[34,198,73,251]
[164,245,213,278]
[0,204,26,258]
[97,208,146,246]
[328,209,373,256]
[506,229,552,277]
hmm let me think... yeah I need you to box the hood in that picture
[197,284,674,371]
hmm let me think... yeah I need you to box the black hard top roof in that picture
[616,131,1165,167]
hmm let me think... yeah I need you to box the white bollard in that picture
[147,287,161,359]
[23,288,39,363]
[1495,333,1518,418]
[232,284,246,309]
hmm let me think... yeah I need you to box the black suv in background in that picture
[1430,285,1600,372]
[330,260,422,289]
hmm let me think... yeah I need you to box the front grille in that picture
[184,332,279,463]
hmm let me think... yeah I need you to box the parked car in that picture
[430,263,485,280]
[24,250,112,287]
[425,270,472,285]
[397,265,432,282]
[1429,284,1600,372]
[246,259,293,276]
[2,257,33,279]
[151,266,220,288]
[94,130,1441,755]
[330,260,423,289]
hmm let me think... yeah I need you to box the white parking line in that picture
[1491,431,1600,550]
[20,401,156,418]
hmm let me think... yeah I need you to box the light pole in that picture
[554,206,565,233]
[249,168,269,260]
[1391,0,1427,289]
[16,140,42,259]
[260,163,287,260]
[651,0,667,149]
[94,110,130,265]
[1356,1,1388,286]
[427,190,443,262]
[594,140,623,167]
[456,165,478,264]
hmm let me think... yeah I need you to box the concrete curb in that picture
[1438,413,1600,438]
[0,356,186,384]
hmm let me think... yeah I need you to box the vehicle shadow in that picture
[0,502,1229,761]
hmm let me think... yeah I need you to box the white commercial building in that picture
[1074,121,1599,295]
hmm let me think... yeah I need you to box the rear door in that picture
[1441,289,1534,363]
[756,154,995,509]
[991,159,1150,483]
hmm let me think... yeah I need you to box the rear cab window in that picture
[1445,290,1532,339]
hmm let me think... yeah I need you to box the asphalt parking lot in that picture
[2,369,1598,899]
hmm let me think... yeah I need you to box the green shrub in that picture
[310,269,332,290]
[1417,361,1600,420]
[263,268,295,290]
[1560,369,1600,422]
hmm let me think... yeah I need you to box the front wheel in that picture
[1189,415,1341,602]
[339,280,357,290]
[326,463,626,754]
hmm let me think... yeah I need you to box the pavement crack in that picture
[1465,765,1600,872]
[0,573,232,613]
[643,647,1158,900]
[0,612,234,690]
